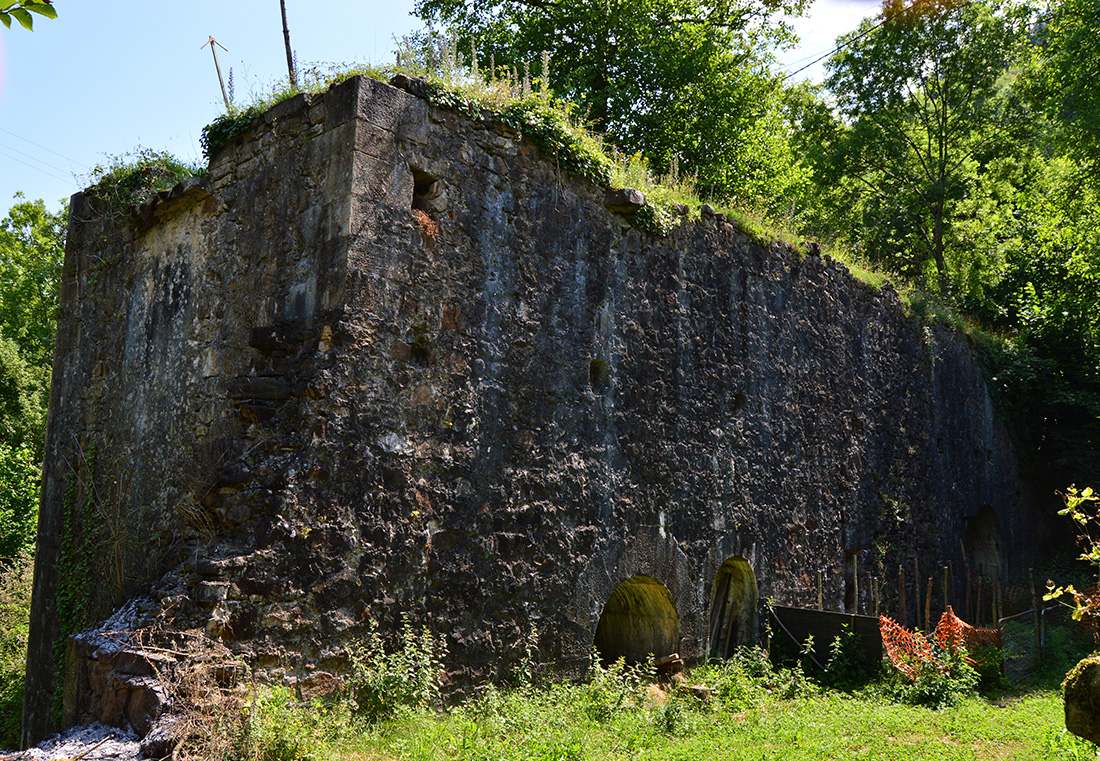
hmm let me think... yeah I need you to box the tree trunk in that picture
[280,0,297,90]
[932,206,948,295]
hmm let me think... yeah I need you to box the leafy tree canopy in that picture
[823,0,1029,294]
[1021,0,1100,175]
[0,195,65,456]
[0,195,65,367]
[0,0,56,31]
[415,0,811,209]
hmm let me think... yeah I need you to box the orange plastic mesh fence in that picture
[879,606,1002,679]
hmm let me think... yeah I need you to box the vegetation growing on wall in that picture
[82,149,206,221]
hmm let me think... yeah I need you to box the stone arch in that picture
[708,556,757,660]
[594,575,681,664]
[964,505,1005,581]
[566,525,696,673]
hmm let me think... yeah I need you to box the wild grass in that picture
[223,631,1095,761]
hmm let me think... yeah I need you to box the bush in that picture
[889,645,979,709]
[235,685,352,761]
[820,624,875,691]
[83,148,205,218]
[0,551,33,749]
[345,619,447,722]
[572,651,654,722]
[0,443,37,561]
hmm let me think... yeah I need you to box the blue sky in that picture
[0,0,880,215]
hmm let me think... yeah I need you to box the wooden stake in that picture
[994,574,1002,623]
[943,565,949,612]
[925,576,933,632]
[960,540,971,621]
[201,36,231,113]
[1029,567,1041,666]
[852,554,859,614]
[981,576,990,624]
[899,564,907,626]
[816,570,823,611]
[873,576,879,617]
[913,557,920,626]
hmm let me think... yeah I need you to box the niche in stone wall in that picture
[964,505,1005,582]
[410,167,446,213]
[594,575,681,665]
[708,557,757,660]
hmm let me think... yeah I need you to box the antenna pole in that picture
[279,0,298,89]
[202,36,232,113]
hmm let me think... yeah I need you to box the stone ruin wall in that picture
[23,75,1036,745]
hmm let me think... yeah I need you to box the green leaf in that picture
[0,1,16,10]
[10,7,31,29]
[0,13,9,29]
[25,2,55,18]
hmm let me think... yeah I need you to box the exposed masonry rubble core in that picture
[24,76,1035,746]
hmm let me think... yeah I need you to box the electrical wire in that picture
[0,146,72,183]
[0,140,74,177]
[0,126,89,169]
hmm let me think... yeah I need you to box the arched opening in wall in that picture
[708,557,758,661]
[964,504,1005,583]
[410,167,441,212]
[594,575,681,665]
[964,505,1006,624]
[964,506,1005,580]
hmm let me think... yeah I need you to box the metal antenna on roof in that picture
[202,36,232,113]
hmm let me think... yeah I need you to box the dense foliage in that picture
[821,0,1029,295]
[417,0,811,210]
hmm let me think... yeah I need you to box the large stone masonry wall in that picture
[24,75,1034,745]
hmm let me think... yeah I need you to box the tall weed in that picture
[345,619,447,722]
[235,685,352,761]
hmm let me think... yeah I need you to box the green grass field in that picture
[221,645,1097,761]
[330,689,1086,761]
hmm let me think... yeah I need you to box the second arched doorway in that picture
[708,557,758,660]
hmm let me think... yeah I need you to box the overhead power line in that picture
[0,139,74,177]
[0,147,73,184]
[0,126,88,169]
[782,10,892,81]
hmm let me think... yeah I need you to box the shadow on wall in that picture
[708,556,758,660]
[594,575,681,664]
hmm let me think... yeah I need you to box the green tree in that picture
[0,444,37,561]
[415,0,811,210]
[977,155,1100,492]
[0,195,64,456]
[0,195,65,367]
[824,0,1028,294]
[1022,0,1100,174]
[0,0,56,30]
[0,337,47,454]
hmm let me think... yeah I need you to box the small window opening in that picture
[411,168,439,212]
[408,325,431,366]
[732,392,747,415]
